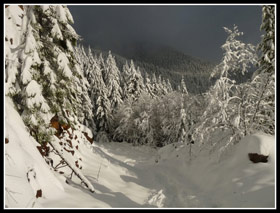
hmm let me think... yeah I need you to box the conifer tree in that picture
[32,5,83,123]
[121,61,131,100]
[98,53,106,82]
[6,5,95,142]
[5,5,96,193]
[95,87,111,133]
[16,6,53,143]
[157,75,164,96]
[123,60,145,102]
[161,78,169,95]
[144,72,156,98]
[246,5,275,135]
[257,5,275,77]
[104,51,123,110]
[166,79,173,93]
[180,76,188,95]
[86,53,111,133]
[151,73,160,97]
[177,103,187,144]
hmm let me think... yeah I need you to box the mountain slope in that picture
[88,41,216,94]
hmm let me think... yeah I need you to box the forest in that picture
[4,5,275,208]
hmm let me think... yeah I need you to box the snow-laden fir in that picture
[4,5,275,208]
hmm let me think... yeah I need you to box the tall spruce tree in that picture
[123,60,145,102]
[247,5,275,135]
[144,72,156,98]
[89,54,111,133]
[151,73,160,97]
[104,51,123,110]
[5,5,96,193]
[180,76,188,95]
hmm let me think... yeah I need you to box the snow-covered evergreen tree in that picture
[87,47,100,87]
[144,72,156,98]
[156,75,164,96]
[121,61,131,100]
[85,51,111,134]
[9,6,53,143]
[256,5,275,77]
[95,87,111,133]
[135,66,146,97]
[25,5,86,125]
[75,45,90,80]
[166,79,173,93]
[123,60,145,102]
[72,56,95,130]
[5,5,96,193]
[245,5,275,135]
[104,51,123,110]
[98,52,106,82]
[161,78,169,95]
[151,73,160,97]
[177,103,187,144]
[180,76,188,95]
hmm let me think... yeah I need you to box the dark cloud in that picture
[68,5,262,62]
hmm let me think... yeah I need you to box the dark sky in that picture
[68,5,263,63]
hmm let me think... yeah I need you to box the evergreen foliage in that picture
[5,5,274,163]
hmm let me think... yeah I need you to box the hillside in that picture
[88,40,257,94]
[84,41,216,94]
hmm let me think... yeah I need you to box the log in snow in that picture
[49,138,95,193]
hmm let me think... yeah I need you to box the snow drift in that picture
[5,98,65,208]
[155,133,275,208]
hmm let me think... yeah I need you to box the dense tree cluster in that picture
[90,46,216,95]
[5,5,275,165]
[75,44,193,145]
[5,5,97,192]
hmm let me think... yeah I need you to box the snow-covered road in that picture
[40,136,275,208]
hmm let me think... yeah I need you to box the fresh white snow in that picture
[5,98,65,208]
[5,97,275,208]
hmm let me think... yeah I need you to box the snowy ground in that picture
[5,98,275,208]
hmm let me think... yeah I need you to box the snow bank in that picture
[155,132,275,208]
[241,133,274,161]
[5,97,64,208]
[209,133,275,208]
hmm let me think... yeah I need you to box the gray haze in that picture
[68,5,263,63]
